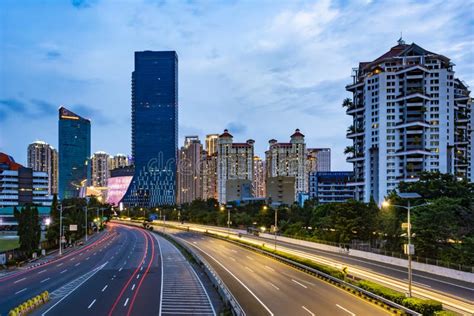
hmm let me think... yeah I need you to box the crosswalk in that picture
[158,236,215,316]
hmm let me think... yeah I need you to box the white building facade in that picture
[27,141,58,195]
[91,151,110,187]
[346,40,473,203]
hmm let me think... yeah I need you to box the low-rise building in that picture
[309,171,354,204]
[266,176,295,206]
[225,179,252,203]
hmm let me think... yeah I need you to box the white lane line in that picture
[88,299,96,309]
[56,263,63,267]
[15,288,27,295]
[131,283,136,291]
[118,267,123,272]
[246,256,254,261]
[111,256,114,259]
[180,237,273,316]
[245,266,255,273]
[140,266,143,271]
[40,277,50,283]
[123,297,129,307]
[86,257,90,260]
[70,257,75,261]
[136,273,140,279]
[14,277,26,284]
[264,265,274,272]
[336,304,355,316]
[37,269,47,274]
[60,269,68,274]
[269,282,279,290]
[231,249,237,253]
[292,279,307,289]
[302,306,315,316]
[229,257,236,262]
[75,263,80,267]
[102,285,108,292]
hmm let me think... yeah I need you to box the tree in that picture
[14,205,41,256]
[342,98,353,108]
[46,194,59,245]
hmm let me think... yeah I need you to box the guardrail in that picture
[8,291,49,316]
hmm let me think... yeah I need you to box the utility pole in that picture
[58,204,63,256]
[407,200,412,298]
[84,205,88,242]
[274,208,278,251]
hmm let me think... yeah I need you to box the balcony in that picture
[396,120,430,129]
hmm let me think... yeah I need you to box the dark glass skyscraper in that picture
[122,51,178,206]
[58,107,91,199]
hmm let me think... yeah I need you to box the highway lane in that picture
[166,228,389,316]
[0,227,118,312]
[165,221,473,302]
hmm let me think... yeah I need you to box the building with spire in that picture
[345,39,473,203]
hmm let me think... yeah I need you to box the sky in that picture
[0,0,473,170]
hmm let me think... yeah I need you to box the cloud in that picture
[226,122,246,135]
[71,0,97,9]
[71,104,112,125]
[0,99,27,114]
[30,99,57,115]
[45,50,61,60]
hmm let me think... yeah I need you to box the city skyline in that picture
[1,0,472,171]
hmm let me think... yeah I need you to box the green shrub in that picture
[402,298,442,316]
[357,280,406,304]
[433,311,457,316]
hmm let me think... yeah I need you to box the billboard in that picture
[106,176,133,206]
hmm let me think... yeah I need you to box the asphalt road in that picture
[165,227,390,316]
[0,223,218,316]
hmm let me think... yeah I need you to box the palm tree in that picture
[342,98,353,108]
[344,145,355,155]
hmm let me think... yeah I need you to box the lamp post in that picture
[382,192,429,298]
[274,208,278,251]
[58,204,75,256]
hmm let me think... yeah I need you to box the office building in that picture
[27,141,58,195]
[108,154,130,171]
[266,176,295,206]
[345,39,473,203]
[122,51,178,207]
[307,148,331,172]
[91,151,110,187]
[265,129,307,197]
[253,156,266,198]
[0,153,52,207]
[309,171,354,204]
[58,106,91,199]
[177,136,202,204]
[217,129,254,203]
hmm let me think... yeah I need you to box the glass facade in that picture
[122,51,178,206]
[58,107,91,199]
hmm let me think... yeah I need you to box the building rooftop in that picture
[59,106,90,122]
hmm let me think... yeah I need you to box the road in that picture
[0,223,217,315]
[162,226,390,316]
[158,220,474,315]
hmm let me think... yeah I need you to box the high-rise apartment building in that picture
[108,154,129,171]
[91,151,109,187]
[27,141,58,195]
[58,107,91,199]
[307,148,331,172]
[201,150,218,201]
[345,39,473,203]
[253,156,266,198]
[205,134,219,156]
[177,136,202,204]
[265,129,307,198]
[217,129,254,203]
[122,51,178,207]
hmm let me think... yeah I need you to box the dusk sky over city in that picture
[1,0,472,169]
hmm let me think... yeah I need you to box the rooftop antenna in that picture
[398,32,405,45]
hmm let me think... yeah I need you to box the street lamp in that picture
[382,192,430,298]
[58,203,74,256]
[220,205,230,235]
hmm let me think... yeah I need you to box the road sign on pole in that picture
[69,224,78,231]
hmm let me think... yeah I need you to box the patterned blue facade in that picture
[122,51,178,207]
[58,107,91,199]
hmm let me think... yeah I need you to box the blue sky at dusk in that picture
[1,0,473,169]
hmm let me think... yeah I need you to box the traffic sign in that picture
[342,266,348,274]
[69,224,78,231]
[401,222,411,230]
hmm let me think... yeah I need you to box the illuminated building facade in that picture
[252,156,265,198]
[27,141,58,195]
[177,136,202,204]
[91,151,109,187]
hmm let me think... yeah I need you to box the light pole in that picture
[382,192,429,298]
[58,204,63,256]
[84,206,88,242]
[274,208,278,251]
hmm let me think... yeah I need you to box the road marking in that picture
[292,279,307,288]
[231,249,237,253]
[246,255,254,261]
[14,277,26,284]
[88,299,96,309]
[229,256,236,261]
[123,297,129,307]
[245,266,255,273]
[38,269,47,274]
[264,265,274,271]
[136,273,140,279]
[102,285,108,292]
[86,257,90,260]
[336,304,355,316]
[70,257,75,261]
[40,277,50,283]
[56,263,63,267]
[111,256,114,259]
[302,306,315,316]
[74,263,80,267]
[269,282,279,290]
[140,266,143,271]
[15,288,27,295]
[119,267,123,272]
[131,283,135,291]
[60,269,68,274]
